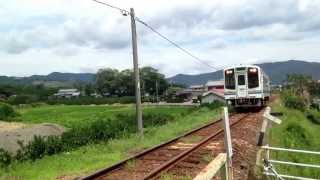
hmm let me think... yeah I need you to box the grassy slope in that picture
[16,105,191,127]
[1,107,220,179]
[270,100,320,178]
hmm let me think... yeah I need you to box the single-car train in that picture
[224,65,270,107]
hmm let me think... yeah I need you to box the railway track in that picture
[82,112,260,180]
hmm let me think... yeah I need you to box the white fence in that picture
[257,107,320,180]
[262,145,320,180]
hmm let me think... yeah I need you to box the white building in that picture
[54,89,81,98]
[205,80,224,91]
[201,89,225,104]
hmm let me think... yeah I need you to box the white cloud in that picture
[0,0,320,77]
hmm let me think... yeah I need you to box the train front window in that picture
[225,69,235,89]
[248,68,259,88]
[238,75,245,86]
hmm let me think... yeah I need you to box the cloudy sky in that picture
[1,0,320,77]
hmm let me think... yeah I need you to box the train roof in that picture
[223,64,270,80]
[223,65,261,71]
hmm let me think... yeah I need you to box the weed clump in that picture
[305,110,320,125]
[283,95,306,111]
[0,148,12,168]
[200,101,225,110]
[0,103,18,121]
[284,123,311,147]
[1,110,184,166]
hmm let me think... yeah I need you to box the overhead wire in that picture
[135,17,220,71]
[92,0,221,71]
[92,0,130,15]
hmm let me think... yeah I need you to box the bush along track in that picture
[0,103,18,121]
[0,110,192,167]
[270,98,320,178]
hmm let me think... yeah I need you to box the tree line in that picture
[0,66,180,105]
[94,66,168,97]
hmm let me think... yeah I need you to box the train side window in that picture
[238,75,245,85]
[248,68,259,88]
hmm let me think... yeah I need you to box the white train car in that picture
[224,65,270,107]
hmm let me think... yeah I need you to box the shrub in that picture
[165,96,185,103]
[0,103,18,121]
[284,123,311,147]
[46,96,135,105]
[310,102,320,111]
[61,126,92,149]
[2,110,183,166]
[305,110,320,125]
[45,136,63,155]
[0,148,11,168]
[7,95,39,105]
[283,95,306,111]
[22,136,47,160]
[200,101,225,110]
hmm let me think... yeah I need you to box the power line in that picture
[92,0,220,71]
[92,0,130,15]
[135,17,219,71]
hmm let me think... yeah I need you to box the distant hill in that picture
[0,72,95,87]
[28,72,95,83]
[168,60,320,86]
[1,60,320,88]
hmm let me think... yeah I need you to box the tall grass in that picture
[269,101,320,178]
[16,105,192,127]
[0,106,220,179]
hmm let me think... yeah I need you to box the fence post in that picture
[222,107,233,180]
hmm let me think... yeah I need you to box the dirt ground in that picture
[0,121,66,154]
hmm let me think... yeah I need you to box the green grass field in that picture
[16,105,192,127]
[269,100,320,178]
[1,105,221,179]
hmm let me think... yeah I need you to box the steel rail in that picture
[143,113,251,179]
[82,113,239,180]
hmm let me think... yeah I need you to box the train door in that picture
[236,74,247,98]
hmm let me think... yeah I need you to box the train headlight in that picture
[226,70,233,74]
[249,68,257,73]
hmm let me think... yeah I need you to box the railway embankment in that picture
[266,98,320,178]
[83,109,264,180]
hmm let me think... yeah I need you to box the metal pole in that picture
[222,107,233,180]
[156,80,159,103]
[130,8,143,135]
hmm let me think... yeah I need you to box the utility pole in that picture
[130,8,143,135]
[156,80,159,103]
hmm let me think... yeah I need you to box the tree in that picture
[95,66,169,98]
[95,68,120,96]
[118,69,134,96]
[140,67,168,98]
[84,84,95,96]
[287,74,312,106]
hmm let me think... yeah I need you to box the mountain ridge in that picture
[0,60,319,87]
[168,60,320,86]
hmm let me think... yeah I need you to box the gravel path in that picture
[0,121,66,154]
